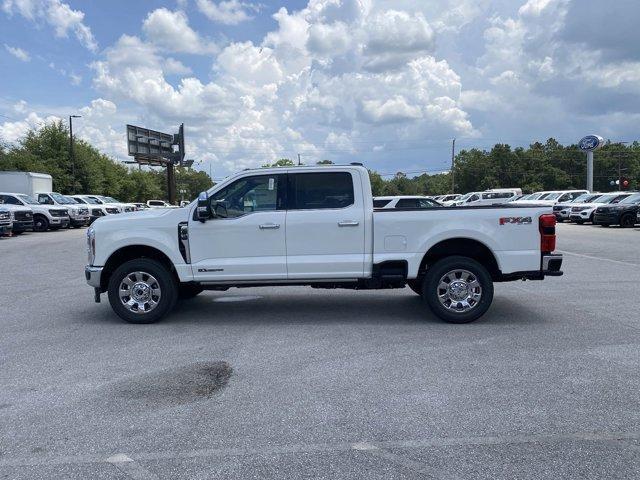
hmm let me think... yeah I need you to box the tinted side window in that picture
[210,174,284,218]
[373,199,391,208]
[38,194,53,204]
[290,173,354,210]
[1,195,20,205]
[396,198,420,208]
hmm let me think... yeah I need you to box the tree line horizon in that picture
[1,121,639,202]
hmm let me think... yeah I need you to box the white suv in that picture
[568,192,632,224]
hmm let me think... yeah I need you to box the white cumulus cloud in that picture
[2,0,98,52]
[4,44,30,61]
[196,0,259,25]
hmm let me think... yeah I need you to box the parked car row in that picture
[552,191,640,227]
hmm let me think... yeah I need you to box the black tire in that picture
[620,214,635,228]
[422,256,494,324]
[576,219,584,225]
[107,258,178,324]
[178,283,204,300]
[33,215,49,232]
[407,279,423,296]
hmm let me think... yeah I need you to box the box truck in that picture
[0,171,53,196]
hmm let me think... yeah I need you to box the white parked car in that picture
[568,192,632,224]
[439,194,463,205]
[373,196,442,209]
[147,200,177,209]
[512,190,588,206]
[36,192,90,228]
[0,207,12,236]
[85,165,562,325]
[0,201,33,234]
[97,196,137,213]
[0,192,70,232]
[70,195,122,223]
[452,189,522,206]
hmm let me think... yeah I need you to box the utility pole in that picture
[297,153,301,166]
[69,115,81,192]
[450,138,456,194]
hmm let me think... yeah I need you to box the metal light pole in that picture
[69,115,81,192]
[450,138,456,193]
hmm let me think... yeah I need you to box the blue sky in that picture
[1,0,639,179]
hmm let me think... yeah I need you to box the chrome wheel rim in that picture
[119,271,162,314]
[437,269,482,313]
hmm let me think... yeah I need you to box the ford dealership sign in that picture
[578,135,604,151]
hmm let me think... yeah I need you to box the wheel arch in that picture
[101,244,178,291]
[418,237,501,281]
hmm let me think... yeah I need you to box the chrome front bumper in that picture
[85,265,103,288]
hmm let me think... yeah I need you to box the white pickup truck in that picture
[85,165,562,324]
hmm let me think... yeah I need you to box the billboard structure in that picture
[126,123,186,204]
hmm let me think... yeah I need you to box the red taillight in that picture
[539,213,556,253]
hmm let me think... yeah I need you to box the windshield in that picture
[104,196,120,203]
[17,194,40,205]
[72,198,86,204]
[81,196,101,204]
[544,193,562,200]
[619,193,640,204]
[570,194,591,203]
[458,193,472,201]
[51,193,75,204]
[596,194,623,204]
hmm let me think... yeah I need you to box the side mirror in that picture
[196,192,210,222]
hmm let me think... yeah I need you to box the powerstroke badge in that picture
[499,216,532,225]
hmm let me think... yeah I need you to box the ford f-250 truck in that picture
[85,165,563,324]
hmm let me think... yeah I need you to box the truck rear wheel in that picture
[107,259,177,324]
[422,256,493,324]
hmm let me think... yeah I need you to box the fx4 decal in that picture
[499,216,532,225]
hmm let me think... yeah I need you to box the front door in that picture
[189,173,287,282]
[285,171,365,279]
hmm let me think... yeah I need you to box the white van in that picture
[452,189,521,207]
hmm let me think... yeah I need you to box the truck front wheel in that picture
[422,256,494,324]
[107,259,178,324]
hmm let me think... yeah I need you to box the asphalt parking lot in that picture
[1,223,640,479]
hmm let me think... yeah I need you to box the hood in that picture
[92,205,189,228]
[0,204,33,213]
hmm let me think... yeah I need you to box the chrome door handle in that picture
[338,220,359,227]
[259,223,280,230]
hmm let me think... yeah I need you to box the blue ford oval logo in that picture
[578,135,603,151]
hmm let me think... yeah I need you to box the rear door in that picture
[285,171,365,279]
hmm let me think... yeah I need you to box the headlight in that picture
[87,227,96,264]
[0,211,9,220]
[106,207,119,214]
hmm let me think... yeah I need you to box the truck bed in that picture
[372,204,552,278]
